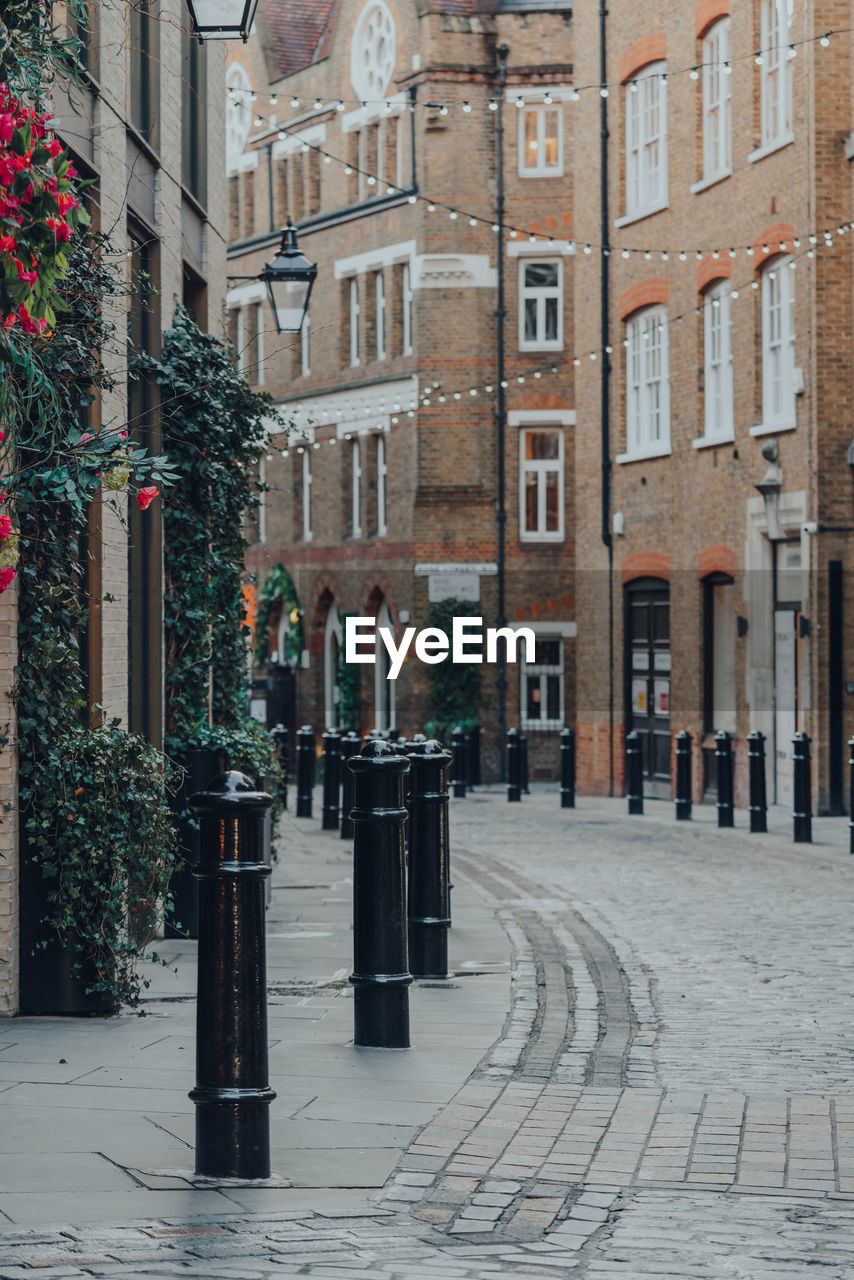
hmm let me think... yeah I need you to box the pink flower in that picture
[0,515,13,540]
[136,487,159,511]
[0,567,16,593]
[46,139,63,159]
[79,432,95,445]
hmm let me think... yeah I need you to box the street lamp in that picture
[259,220,317,334]
[184,0,259,41]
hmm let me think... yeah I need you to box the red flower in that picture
[79,432,95,445]
[0,515,13,540]
[46,139,63,158]
[136,487,159,511]
[0,234,15,254]
[0,567,16,593]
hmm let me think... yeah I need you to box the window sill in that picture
[518,167,565,179]
[520,532,565,543]
[615,199,669,229]
[692,430,735,450]
[518,341,564,354]
[748,132,795,165]
[616,441,672,464]
[690,169,732,195]
[521,718,565,732]
[749,420,797,437]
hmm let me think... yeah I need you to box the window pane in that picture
[524,297,538,342]
[526,431,559,460]
[546,674,561,720]
[544,471,559,530]
[537,639,561,666]
[525,262,558,289]
[543,110,559,166]
[525,472,538,532]
[524,111,538,167]
[544,296,558,341]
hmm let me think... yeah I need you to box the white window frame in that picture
[760,0,793,149]
[395,115,404,186]
[375,270,386,360]
[702,282,734,442]
[349,277,360,366]
[300,319,310,377]
[521,635,565,732]
[301,448,312,541]
[625,61,668,221]
[377,434,388,536]
[623,305,671,460]
[518,258,563,352]
[702,20,731,182]
[519,427,564,542]
[402,263,413,354]
[518,104,563,177]
[351,438,362,537]
[761,256,796,431]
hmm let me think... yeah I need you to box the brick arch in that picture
[752,223,796,271]
[358,573,399,621]
[621,552,671,585]
[697,256,732,293]
[619,278,669,322]
[307,572,345,633]
[508,391,570,413]
[698,545,736,579]
[618,34,667,84]
[696,0,729,39]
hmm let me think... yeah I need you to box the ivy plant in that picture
[253,563,303,668]
[423,598,483,748]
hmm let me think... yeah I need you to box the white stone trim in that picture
[341,92,408,132]
[414,562,497,576]
[334,239,416,279]
[271,123,327,160]
[509,409,575,426]
[508,240,574,257]
[226,280,266,307]
[504,85,575,103]
[415,254,496,289]
[226,149,259,178]
[281,375,419,440]
[507,619,577,637]
[748,131,795,166]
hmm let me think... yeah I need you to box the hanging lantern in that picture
[184,0,260,41]
[259,220,317,334]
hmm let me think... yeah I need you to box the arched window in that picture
[374,601,395,732]
[626,305,670,456]
[625,61,667,218]
[324,603,342,729]
[226,62,252,168]
[761,257,796,430]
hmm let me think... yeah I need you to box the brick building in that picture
[571,0,854,812]
[230,0,576,778]
[0,0,227,1014]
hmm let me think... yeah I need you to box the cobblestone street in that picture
[2,790,854,1278]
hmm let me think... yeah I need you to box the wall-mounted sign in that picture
[428,571,480,603]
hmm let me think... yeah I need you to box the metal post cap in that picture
[349,737,411,773]
[408,739,451,761]
[189,771,273,815]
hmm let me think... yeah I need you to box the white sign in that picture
[428,572,480,603]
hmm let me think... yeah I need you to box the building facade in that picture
[571,0,854,812]
[0,0,227,1014]
[231,0,576,779]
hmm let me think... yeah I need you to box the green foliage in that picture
[336,613,361,733]
[423,598,482,747]
[147,307,290,824]
[23,724,180,1007]
[253,563,302,668]
[0,2,86,102]
[7,234,178,1010]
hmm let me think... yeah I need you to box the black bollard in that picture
[270,723,289,812]
[348,740,412,1047]
[189,772,275,1179]
[849,737,854,855]
[715,730,734,827]
[339,731,361,840]
[295,725,315,818]
[407,740,452,979]
[747,730,767,833]
[520,733,530,795]
[560,727,576,808]
[321,727,342,831]
[674,730,692,821]
[469,724,482,786]
[507,727,522,802]
[792,731,812,843]
[626,730,643,815]
[450,725,467,798]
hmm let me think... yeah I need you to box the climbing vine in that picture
[423,598,482,747]
[253,563,303,668]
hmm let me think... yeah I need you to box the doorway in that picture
[625,579,671,785]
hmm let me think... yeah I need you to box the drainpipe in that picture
[496,44,509,781]
[599,0,614,796]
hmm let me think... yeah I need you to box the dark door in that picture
[626,580,671,781]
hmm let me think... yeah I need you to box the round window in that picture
[350,1,396,102]
[226,62,253,166]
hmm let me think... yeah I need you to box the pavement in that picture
[1,787,854,1277]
